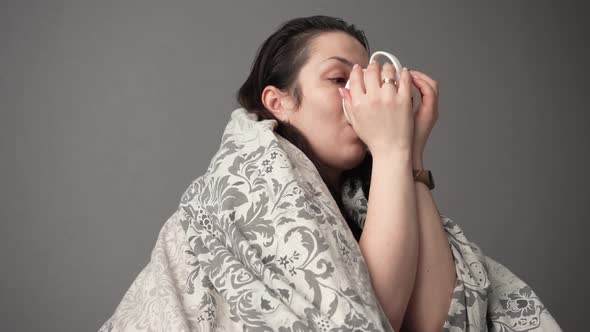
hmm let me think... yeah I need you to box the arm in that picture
[400,162,457,332]
[359,151,419,332]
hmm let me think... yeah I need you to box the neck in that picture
[323,167,342,199]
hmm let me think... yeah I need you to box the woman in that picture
[237,16,442,331]
[100,15,561,331]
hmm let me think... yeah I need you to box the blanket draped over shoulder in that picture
[99,108,561,331]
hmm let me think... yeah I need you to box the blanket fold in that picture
[99,108,561,331]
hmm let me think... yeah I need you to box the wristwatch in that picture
[413,169,435,190]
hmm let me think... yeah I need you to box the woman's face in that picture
[289,31,370,173]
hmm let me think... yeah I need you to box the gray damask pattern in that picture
[99,108,562,331]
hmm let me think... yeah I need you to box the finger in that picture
[397,67,412,100]
[380,63,398,97]
[410,74,438,117]
[349,64,366,101]
[409,70,438,96]
[411,74,435,98]
[364,61,381,99]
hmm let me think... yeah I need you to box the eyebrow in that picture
[321,56,354,67]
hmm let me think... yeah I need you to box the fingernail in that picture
[338,87,344,98]
[403,67,408,71]
[352,63,359,70]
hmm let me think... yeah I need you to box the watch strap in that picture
[413,169,435,190]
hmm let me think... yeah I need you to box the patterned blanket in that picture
[99,107,562,331]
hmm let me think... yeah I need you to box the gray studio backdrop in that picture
[1,1,587,331]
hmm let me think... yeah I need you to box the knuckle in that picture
[382,63,394,74]
[383,100,395,110]
[395,96,410,107]
[352,69,361,78]
[382,91,396,102]
[367,96,380,107]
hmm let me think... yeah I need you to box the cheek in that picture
[311,86,343,113]
[328,88,344,110]
[298,88,346,133]
[321,93,346,123]
[303,118,341,147]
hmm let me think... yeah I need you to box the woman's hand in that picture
[409,69,439,168]
[339,61,414,158]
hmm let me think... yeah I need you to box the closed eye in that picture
[329,78,347,84]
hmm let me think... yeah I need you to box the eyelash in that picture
[329,77,347,84]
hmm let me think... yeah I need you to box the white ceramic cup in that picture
[342,51,422,124]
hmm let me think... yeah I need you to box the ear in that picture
[261,85,295,121]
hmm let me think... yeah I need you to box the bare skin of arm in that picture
[400,171,457,332]
[358,150,419,332]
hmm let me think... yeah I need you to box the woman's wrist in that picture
[412,157,424,170]
[372,149,413,169]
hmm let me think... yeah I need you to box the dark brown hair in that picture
[235,15,373,241]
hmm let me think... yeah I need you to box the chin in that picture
[339,143,368,170]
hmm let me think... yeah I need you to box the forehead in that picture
[307,32,369,68]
